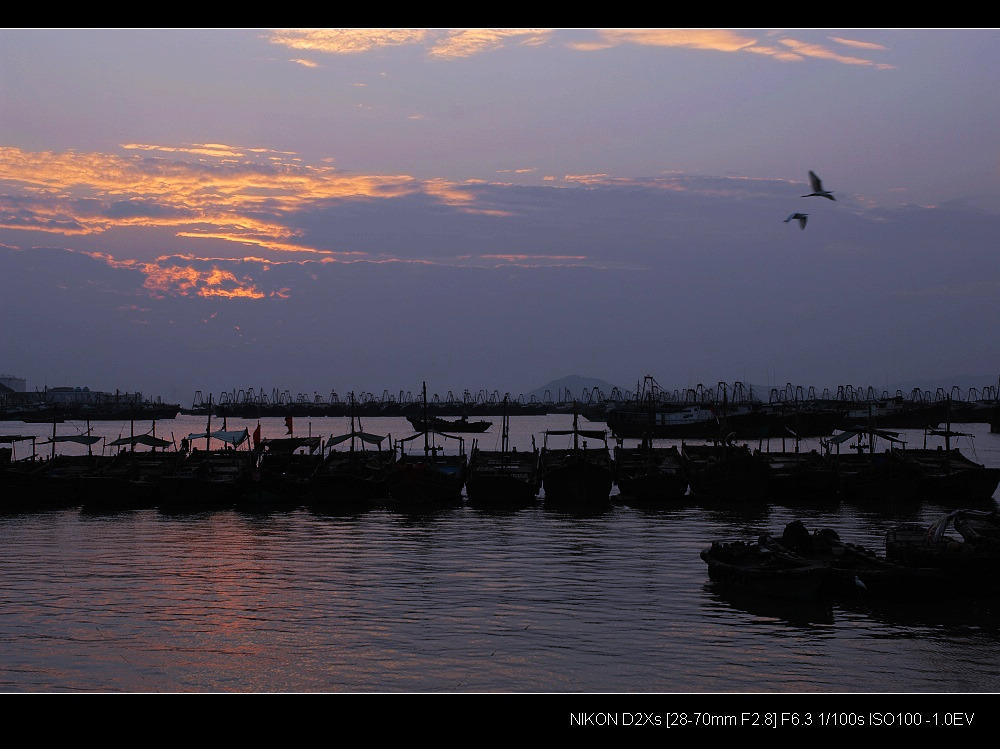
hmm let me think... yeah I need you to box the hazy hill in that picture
[525,375,625,403]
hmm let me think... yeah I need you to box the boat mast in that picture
[422,381,430,457]
[349,391,358,453]
[501,395,510,453]
[206,393,212,451]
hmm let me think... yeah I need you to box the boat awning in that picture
[926,428,971,438]
[397,429,463,444]
[261,437,322,454]
[0,435,35,443]
[326,431,386,448]
[107,434,172,448]
[38,434,103,446]
[826,429,905,445]
[186,428,249,447]
[544,429,608,440]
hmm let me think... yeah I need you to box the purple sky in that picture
[1,28,999,404]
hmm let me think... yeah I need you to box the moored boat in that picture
[700,537,830,602]
[387,383,468,506]
[245,435,322,507]
[761,520,951,600]
[157,417,253,509]
[78,432,180,509]
[682,439,771,502]
[613,437,687,502]
[405,414,492,433]
[756,448,839,503]
[896,426,1000,506]
[822,427,922,506]
[466,397,539,507]
[309,396,394,508]
[538,404,614,507]
[885,509,1000,591]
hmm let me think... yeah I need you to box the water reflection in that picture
[704,585,837,627]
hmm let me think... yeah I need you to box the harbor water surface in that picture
[3,413,1000,695]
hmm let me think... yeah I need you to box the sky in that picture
[1,28,999,406]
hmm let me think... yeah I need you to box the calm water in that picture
[3,413,1000,695]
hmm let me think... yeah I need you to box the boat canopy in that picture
[398,429,464,444]
[926,428,971,439]
[107,434,172,448]
[185,428,249,447]
[325,431,386,448]
[38,434,103,446]
[260,436,322,454]
[0,435,35,443]
[544,428,608,440]
[825,428,905,446]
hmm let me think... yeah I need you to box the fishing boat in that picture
[612,437,687,502]
[760,520,951,600]
[821,426,922,506]
[387,383,468,505]
[465,396,540,507]
[309,394,395,508]
[606,376,719,439]
[538,404,614,507]
[405,414,492,433]
[756,449,839,503]
[700,537,831,602]
[157,400,252,508]
[681,439,771,502]
[0,417,106,509]
[895,417,1000,506]
[78,431,180,509]
[245,435,322,507]
[885,509,1000,591]
[157,432,253,509]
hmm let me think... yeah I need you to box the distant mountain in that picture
[525,375,624,403]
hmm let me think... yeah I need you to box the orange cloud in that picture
[425,29,551,59]
[264,28,892,68]
[578,29,890,67]
[267,28,432,55]
[0,145,492,256]
[778,37,894,68]
[267,28,552,60]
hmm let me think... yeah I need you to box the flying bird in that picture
[802,170,835,200]
[784,212,808,230]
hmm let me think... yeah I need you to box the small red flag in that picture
[252,423,261,449]
[285,415,293,435]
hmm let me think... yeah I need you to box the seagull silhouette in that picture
[802,170,835,200]
[784,212,808,230]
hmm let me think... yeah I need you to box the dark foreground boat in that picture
[761,520,951,600]
[700,537,830,602]
[886,509,1000,592]
[538,405,614,507]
